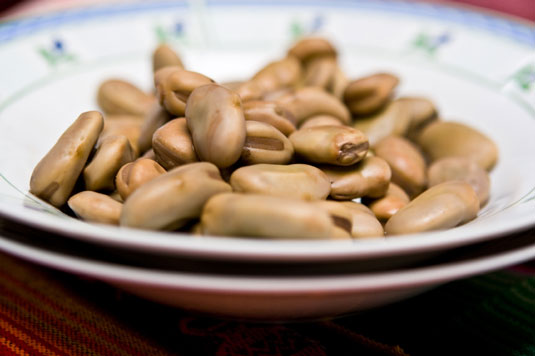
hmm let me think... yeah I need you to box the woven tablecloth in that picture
[0,0,534,355]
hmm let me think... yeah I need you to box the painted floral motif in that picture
[37,39,76,67]
[411,31,451,55]
[290,15,324,40]
[155,20,185,43]
[512,64,535,91]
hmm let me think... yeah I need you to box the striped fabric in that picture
[0,251,533,356]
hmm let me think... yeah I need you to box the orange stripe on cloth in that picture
[0,253,174,356]
[0,336,32,356]
[0,318,61,356]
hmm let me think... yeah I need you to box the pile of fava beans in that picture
[29,37,499,240]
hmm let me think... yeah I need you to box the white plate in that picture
[0,219,533,320]
[0,1,534,262]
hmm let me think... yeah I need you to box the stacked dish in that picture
[0,0,534,320]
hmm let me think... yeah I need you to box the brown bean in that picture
[152,44,184,72]
[287,37,337,63]
[364,183,410,222]
[120,162,231,230]
[230,164,331,201]
[343,73,399,116]
[30,111,104,207]
[428,157,490,205]
[97,79,155,117]
[186,84,246,168]
[290,125,368,166]
[320,156,391,200]
[243,100,296,136]
[99,115,143,156]
[137,102,172,154]
[152,118,198,170]
[416,121,499,171]
[68,191,122,225]
[155,67,214,116]
[276,87,351,125]
[385,181,479,235]
[201,193,334,239]
[115,158,166,200]
[83,135,136,191]
[374,135,427,198]
[241,121,294,165]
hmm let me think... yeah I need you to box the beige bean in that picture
[115,158,166,200]
[343,73,399,116]
[339,201,385,238]
[252,56,302,90]
[416,121,499,171]
[374,135,427,198]
[276,87,351,125]
[83,135,136,191]
[328,66,349,100]
[384,181,480,235]
[243,100,296,136]
[237,57,302,101]
[97,79,155,117]
[152,44,184,72]
[241,121,294,165]
[68,191,122,225]
[120,162,231,230]
[137,102,172,154]
[99,115,143,156]
[353,99,412,146]
[303,56,337,89]
[397,97,438,141]
[299,115,344,129]
[320,156,391,200]
[230,163,331,201]
[290,125,368,166]
[30,111,104,207]
[313,200,353,239]
[185,84,246,168]
[287,37,337,63]
[155,67,214,116]
[201,193,334,239]
[428,157,490,205]
[364,183,410,222]
[152,118,198,170]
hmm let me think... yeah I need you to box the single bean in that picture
[374,135,427,198]
[97,79,155,117]
[299,115,344,129]
[243,100,296,136]
[99,115,143,156]
[428,157,490,205]
[339,201,385,238]
[384,181,480,235]
[83,135,136,191]
[152,118,198,170]
[364,183,410,222]
[137,102,172,154]
[289,125,368,166]
[152,44,184,72]
[397,97,438,141]
[241,121,294,165]
[276,87,351,125]
[186,84,246,168]
[320,156,391,200]
[343,73,399,116]
[115,158,166,200]
[155,67,214,116]
[287,37,337,63]
[201,193,334,239]
[230,163,331,201]
[416,121,499,171]
[120,162,231,230]
[68,191,122,225]
[30,111,103,207]
[303,56,337,89]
